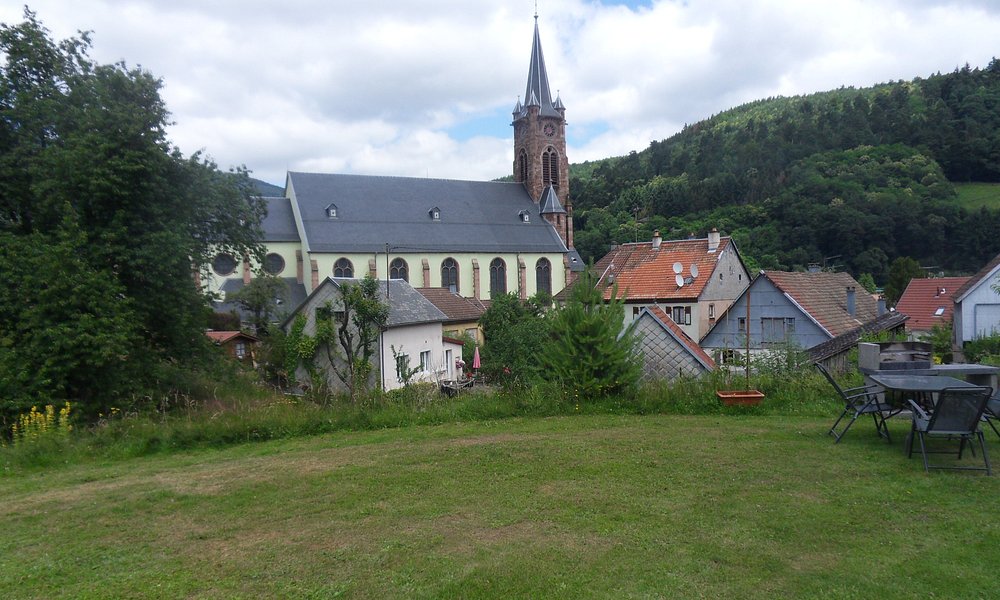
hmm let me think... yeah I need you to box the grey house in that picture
[701,271,879,363]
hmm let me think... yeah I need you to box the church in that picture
[205,17,583,308]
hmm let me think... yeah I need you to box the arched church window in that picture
[536,258,552,295]
[390,258,408,282]
[542,147,559,187]
[518,149,528,183]
[441,258,459,293]
[490,258,507,296]
[333,258,353,278]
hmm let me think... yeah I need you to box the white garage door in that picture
[974,304,1000,338]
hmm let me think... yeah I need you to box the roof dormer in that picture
[518,210,531,223]
[325,203,338,219]
[429,207,441,221]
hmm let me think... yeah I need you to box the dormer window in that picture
[934,307,946,316]
[519,210,530,223]
[325,203,338,219]
[429,207,441,221]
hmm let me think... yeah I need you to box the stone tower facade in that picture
[512,17,574,249]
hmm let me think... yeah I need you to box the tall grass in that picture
[1,366,843,476]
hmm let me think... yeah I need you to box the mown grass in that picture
[2,413,998,599]
[954,181,1000,211]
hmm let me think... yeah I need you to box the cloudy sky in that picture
[3,1,999,185]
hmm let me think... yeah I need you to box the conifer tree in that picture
[541,267,641,399]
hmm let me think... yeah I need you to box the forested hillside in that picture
[570,60,1000,282]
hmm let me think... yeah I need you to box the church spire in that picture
[514,16,563,119]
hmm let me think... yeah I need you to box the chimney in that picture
[707,228,721,252]
[846,286,856,316]
[877,295,886,316]
[651,230,662,250]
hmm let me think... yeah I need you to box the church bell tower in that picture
[512,15,573,249]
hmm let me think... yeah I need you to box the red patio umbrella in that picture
[472,345,481,372]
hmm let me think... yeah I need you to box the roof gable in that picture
[895,277,969,331]
[954,252,1000,303]
[282,277,446,329]
[642,307,716,370]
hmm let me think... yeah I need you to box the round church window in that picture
[264,253,285,275]
[212,253,237,276]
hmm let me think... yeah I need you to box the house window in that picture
[632,306,641,319]
[390,258,408,282]
[934,307,945,316]
[719,349,742,365]
[419,350,431,372]
[464,327,477,340]
[441,258,459,292]
[333,258,353,278]
[738,317,746,333]
[264,253,285,276]
[212,253,237,276]
[235,341,247,359]
[708,304,715,319]
[672,306,691,326]
[536,258,551,295]
[761,317,795,343]
[395,353,409,382]
[490,258,507,296]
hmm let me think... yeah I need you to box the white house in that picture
[952,253,1000,355]
[282,277,458,393]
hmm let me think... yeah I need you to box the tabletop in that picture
[868,373,977,393]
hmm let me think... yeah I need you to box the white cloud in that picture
[2,0,998,184]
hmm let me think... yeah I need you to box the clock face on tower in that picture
[543,123,556,137]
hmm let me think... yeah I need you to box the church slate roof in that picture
[539,185,566,214]
[286,172,568,255]
[261,196,300,242]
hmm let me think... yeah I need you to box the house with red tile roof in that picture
[560,229,750,342]
[701,270,886,363]
[415,287,489,345]
[632,307,715,381]
[952,252,1000,354]
[205,330,260,363]
[895,277,969,338]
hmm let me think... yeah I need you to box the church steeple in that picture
[512,15,573,250]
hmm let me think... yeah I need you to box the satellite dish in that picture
[675,274,685,287]
[690,264,699,279]
[672,262,683,274]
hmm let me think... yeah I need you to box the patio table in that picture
[868,373,978,411]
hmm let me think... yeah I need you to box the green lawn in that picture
[2,414,998,599]
[954,182,1000,211]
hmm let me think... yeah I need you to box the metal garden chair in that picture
[982,394,1000,440]
[816,363,892,443]
[905,386,993,475]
